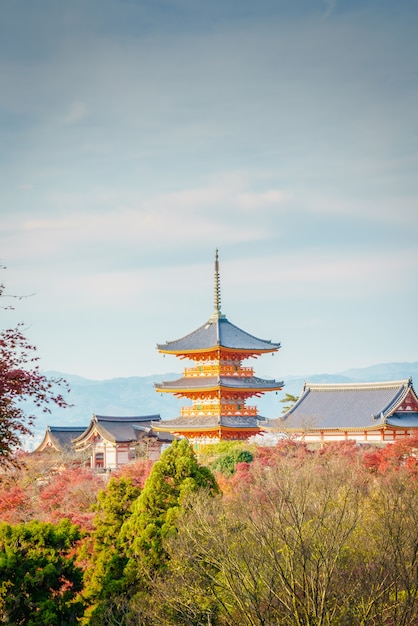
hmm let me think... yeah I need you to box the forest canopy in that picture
[3,438,418,625]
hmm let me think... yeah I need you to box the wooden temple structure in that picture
[71,414,173,468]
[152,250,283,443]
[34,416,174,469]
[266,378,418,444]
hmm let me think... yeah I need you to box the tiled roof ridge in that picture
[305,379,411,392]
[94,414,161,422]
[49,426,87,432]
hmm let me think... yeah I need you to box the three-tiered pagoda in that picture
[152,251,283,442]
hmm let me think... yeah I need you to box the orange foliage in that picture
[113,458,154,487]
[363,435,418,475]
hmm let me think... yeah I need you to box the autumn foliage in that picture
[3,438,418,624]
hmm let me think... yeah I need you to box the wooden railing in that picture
[184,365,254,377]
[181,404,258,417]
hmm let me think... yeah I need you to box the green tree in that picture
[209,441,254,477]
[280,392,299,414]
[82,476,141,618]
[0,518,84,625]
[122,439,218,573]
[85,440,218,625]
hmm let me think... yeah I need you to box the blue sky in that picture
[1,0,417,382]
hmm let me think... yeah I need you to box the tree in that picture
[280,393,299,414]
[122,439,218,573]
[82,476,142,619]
[210,441,254,477]
[0,518,84,624]
[0,275,70,469]
[85,440,218,625]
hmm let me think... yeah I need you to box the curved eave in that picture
[156,383,284,394]
[156,375,283,392]
[158,346,280,358]
[153,423,262,434]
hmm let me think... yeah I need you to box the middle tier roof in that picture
[155,375,284,393]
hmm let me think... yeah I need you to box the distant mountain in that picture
[26,362,418,448]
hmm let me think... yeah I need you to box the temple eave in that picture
[157,347,279,358]
[153,424,263,436]
[156,382,284,394]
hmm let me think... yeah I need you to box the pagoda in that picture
[152,250,283,442]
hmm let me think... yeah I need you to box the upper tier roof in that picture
[157,250,281,356]
[268,379,417,431]
[157,315,281,354]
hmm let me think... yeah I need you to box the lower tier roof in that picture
[152,414,264,433]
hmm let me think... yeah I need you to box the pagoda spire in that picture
[211,248,225,320]
[214,248,221,314]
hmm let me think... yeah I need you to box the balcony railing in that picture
[181,404,258,417]
[184,365,254,377]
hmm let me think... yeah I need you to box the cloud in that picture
[236,190,288,211]
[62,101,89,125]
[322,0,336,19]
[1,175,293,264]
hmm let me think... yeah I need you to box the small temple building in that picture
[34,415,174,469]
[267,378,418,444]
[152,250,284,443]
[59,414,172,468]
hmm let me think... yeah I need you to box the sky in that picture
[1,0,417,383]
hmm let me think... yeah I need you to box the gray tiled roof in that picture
[74,415,161,444]
[387,412,418,428]
[151,414,262,431]
[157,316,281,353]
[155,375,283,392]
[48,426,87,450]
[270,380,414,430]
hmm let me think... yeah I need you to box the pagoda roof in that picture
[73,414,161,446]
[151,414,263,433]
[157,315,281,355]
[155,375,283,393]
[157,250,281,356]
[267,379,418,431]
